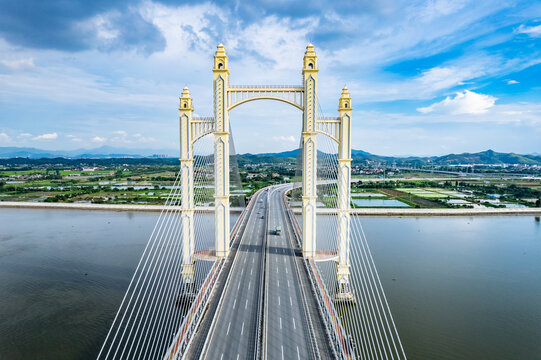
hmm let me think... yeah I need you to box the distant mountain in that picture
[433,149,541,165]
[243,148,541,165]
[0,146,539,165]
[0,146,178,159]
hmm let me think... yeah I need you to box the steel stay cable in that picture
[321,134,389,360]
[115,146,212,358]
[352,213,406,358]
[130,150,212,359]
[314,133,374,360]
[145,138,217,359]
[145,141,216,358]
[115,170,187,359]
[318,134,375,360]
[98,169,183,359]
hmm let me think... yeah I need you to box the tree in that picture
[536,198,541,208]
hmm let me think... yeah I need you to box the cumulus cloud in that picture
[18,132,32,138]
[0,132,11,142]
[33,132,58,140]
[417,90,497,115]
[0,58,34,70]
[516,24,541,37]
[507,79,519,84]
[92,136,107,143]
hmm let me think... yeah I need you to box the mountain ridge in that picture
[0,146,539,165]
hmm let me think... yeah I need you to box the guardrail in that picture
[282,190,353,360]
[257,190,270,359]
[229,84,303,89]
[278,187,321,360]
[165,190,259,360]
[164,258,224,360]
[196,189,263,359]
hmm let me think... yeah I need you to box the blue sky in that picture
[0,0,540,156]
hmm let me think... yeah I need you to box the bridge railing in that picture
[164,191,259,360]
[163,258,224,360]
[228,84,302,89]
[282,189,354,360]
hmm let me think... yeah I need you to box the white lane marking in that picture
[221,354,224,360]
[276,267,278,273]
[248,281,251,290]
[276,257,277,263]
[241,322,244,335]
[290,296,292,306]
[287,280,290,288]
[252,258,254,263]
[297,346,300,360]
[284,257,286,264]
[237,354,240,360]
[238,282,241,290]
[241,268,244,276]
[233,298,236,309]
[281,345,284,360]
[227,321,231,335]
[285,268,288,274]
[278,296,280,306]
[251,268,253,275]
[277,280,279,287]
[280,317,282,329]
[245,299,248,309]
[244,258,246,263]
[293,317,296,329]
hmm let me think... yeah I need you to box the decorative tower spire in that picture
[179,86,193,111]
[338,86,352,111]
[303,43,318,73]
[213,44,229,73]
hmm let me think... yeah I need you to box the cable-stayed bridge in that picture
[97,44,406,360]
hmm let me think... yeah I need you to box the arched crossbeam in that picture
[192,116,215,143]
[227,85,304,111]
[316,117,340,143]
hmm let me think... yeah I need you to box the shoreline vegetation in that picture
[1,201,540,216]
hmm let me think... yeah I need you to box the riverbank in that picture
[291,207,541,216]
[0,201,245,213]
[1,201,540,216]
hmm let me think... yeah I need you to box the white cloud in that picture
[66,134,82,142]
[0,132,11,143]
[33,132,58,140]
[113,130,127,136]
[507,79,519,84]
[133,133,156,143]
[516,24,541,37]
[92,136,107,143]
[0,58,35,70]
[417,90,497,115]
[18,133,32,138]
[272,135,296,143]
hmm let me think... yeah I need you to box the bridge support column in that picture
[302,44,318,258]
[336,87,354,301]
[213,44,230,257]
[179,87,195,283]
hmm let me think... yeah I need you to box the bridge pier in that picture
[179,87,196,283]
[336,87,354,301]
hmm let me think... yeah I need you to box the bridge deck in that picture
[184,186,334,359]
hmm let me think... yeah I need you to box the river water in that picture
[0,209,540,359]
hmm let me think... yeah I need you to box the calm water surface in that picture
[0,209,540,359]
[352,198,410,207]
